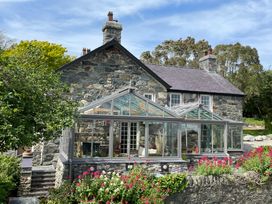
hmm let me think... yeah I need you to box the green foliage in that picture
[195,157,233,176]
[140,37,209,68]
[0,60,77,151]
[156,173,188,194]
[243,118,264,127]
[0,154,20,203]
[46,166,188,204]
[44,180,76,204]
[1,40,74,71]
[236,146,272,182]
[243,129,272,136]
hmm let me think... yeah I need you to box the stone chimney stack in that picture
[199,47,218,73]
[102,11,122,44]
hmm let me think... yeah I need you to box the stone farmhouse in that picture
[31,12,245,185]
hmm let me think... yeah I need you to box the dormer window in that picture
[170,93,182,107]
[144,93,155,102]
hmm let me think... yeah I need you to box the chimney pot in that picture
[108,11,113,21]
[208,47,213,55]
[82,48,87,55]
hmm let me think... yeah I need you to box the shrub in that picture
[156,173,188,194]
[0,154,20,203]
[236,146,272,181]
[195,156,233,176]
[47,166,188,204]
[74,166,166,204]
[45,180,76,204]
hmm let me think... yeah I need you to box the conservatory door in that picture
[120,122,138,155]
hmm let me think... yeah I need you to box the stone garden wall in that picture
[165,172,272,204]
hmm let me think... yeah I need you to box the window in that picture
[144,93,155,102]
[200,95,211,111]
[170,93,182,107]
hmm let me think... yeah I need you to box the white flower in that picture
[102,170,106,174]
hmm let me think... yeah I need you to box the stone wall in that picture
[165,172,272,204]
[32,139,60,167]
[60,46,167,106]
[55,160,187,181]
[213,95,243,121]
[55,157,69,188]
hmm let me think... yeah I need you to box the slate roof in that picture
[147,64,245,96]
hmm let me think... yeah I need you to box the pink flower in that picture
[78,175,81,179]
[83,171,89,176]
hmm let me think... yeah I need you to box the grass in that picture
[243,129,272,136]
[243,117,264,126]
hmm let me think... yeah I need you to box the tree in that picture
[1,40,74,71]
[140,37,209,67]
[258,71,272,130]
[0,40,77,152]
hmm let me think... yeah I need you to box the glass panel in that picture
[164,122,178,156]
[201,124,212,153]
[113,121,145,157]
[184,93,198,104]
[186,109,199,119]
[92,120,110,157]
[200,109,212,120]
[113,95,130,115]
[228,126,242,149]
[74,120,95,158]
[84,101,112,115]
[147,103,164,117]
[213,124,224,153]
[136,122,146,157]
[130,95,147,116]
[148,122,164,156]
[186,124,199,154]
[181,124,187,155]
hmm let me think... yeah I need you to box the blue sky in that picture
[0,0,271,69]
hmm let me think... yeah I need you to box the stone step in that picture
[32,173,55,178]
[26,190,49,197]
[31,177,55,182]
[31,181,55,188]
[31,186,55,192]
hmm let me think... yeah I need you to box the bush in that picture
[0,154,20,203]
[46,166,188,204]
[44,180,76,204]
[195,156,233,176]
[156,173,188,194]
[236,146,272,181]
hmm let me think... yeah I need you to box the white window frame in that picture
[144,93,155,102]
[200,95,213,111]
[170,93,182,107]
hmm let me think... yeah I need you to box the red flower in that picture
[83,171,89,176]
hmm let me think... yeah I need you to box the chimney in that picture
[102,11,122,44]
[82,48,91,55]
[199,47,218,73]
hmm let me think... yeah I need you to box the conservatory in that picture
[60,88,243,166]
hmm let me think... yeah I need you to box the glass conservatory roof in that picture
[79,87,177,118]
[170,103,223,121]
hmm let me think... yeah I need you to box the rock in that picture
[243,135,255,141]
[255,136,264,141]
